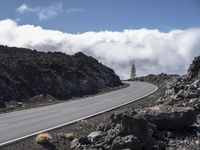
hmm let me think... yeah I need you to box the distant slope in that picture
[0,45,121,102]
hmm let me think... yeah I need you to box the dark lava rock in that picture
[0,45,121,102]
[78,136,91,145]
[187,55,200,80]
[72,112,158,150]
[111,135,142,150]
[138,105,197,130]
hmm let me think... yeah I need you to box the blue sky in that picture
[0,0,199,33]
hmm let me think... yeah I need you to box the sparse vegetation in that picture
[35,133,52,145]
[130,64,136,79]
[63,132,76,141]
[17,102,23,107]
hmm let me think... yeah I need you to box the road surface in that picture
[0,81,157,146]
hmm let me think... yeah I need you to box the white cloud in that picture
[0,19,200,79]
[66,8,85,14]
[16,3,84,20]
[16,4,30,14]
[16,2,63,20]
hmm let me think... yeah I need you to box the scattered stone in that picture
[71,138,80,149]
[87,131,103,142]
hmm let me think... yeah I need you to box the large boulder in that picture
[137,105,197,130]
[107,113,157,149]
[0,45,122,102]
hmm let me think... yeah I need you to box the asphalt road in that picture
[0,81,157,146]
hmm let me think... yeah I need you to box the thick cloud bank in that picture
[0,19,200,79]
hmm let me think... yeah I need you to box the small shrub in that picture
[17,102,23,107]
[36,133,52,145]
[65,132,75,141]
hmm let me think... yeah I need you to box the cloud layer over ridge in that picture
[0,19,200,79]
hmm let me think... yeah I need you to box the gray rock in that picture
[165,88,175,97]
[192,80,200,88]
[156,97,165,104]
[71,138,80,149]
[87,131,103,143]
[104,124,122,144]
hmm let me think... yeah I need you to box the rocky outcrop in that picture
[0,45,121,103]
[71,55,200,150]
[71,111,166,150]
[71,106,197,149]
[187,56,200,80]
[137,105,196,130]
[159,79,200,113]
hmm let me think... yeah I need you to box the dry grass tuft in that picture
[63,132,75,141]
[149,105,161,112]
[36,133,52,145]
[17,102,23,107]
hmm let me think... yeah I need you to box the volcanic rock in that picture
[187,55,200,80]
[137,105,197,130]
[0,45,121,103]
[111,135,142,150]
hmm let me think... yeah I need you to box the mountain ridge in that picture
[0,45,122,103]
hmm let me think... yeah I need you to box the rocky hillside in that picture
[0,45,121,103]
[70,56,200,150]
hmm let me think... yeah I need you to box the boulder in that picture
[71,138,80,149]
[111,135,142,150]
[110,113,156,149]
[138,105,197,130]
[87,131,104,143]
[97,122,113,132]
[104,124,123,144]
[189,98,200,112]
[71,111,165,150]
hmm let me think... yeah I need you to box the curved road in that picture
[0,81,157,146]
